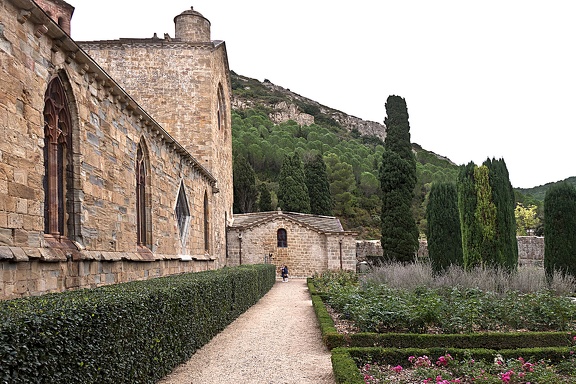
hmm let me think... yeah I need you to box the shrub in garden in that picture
[363,261,575,295]
[323,282,576,334]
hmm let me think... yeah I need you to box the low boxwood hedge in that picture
[0,264,276,384]
[346,346,576,367]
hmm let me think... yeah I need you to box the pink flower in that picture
[437,356,449,366]
[501,370,514,383]
[391,365,403,373]
[408,355,415,363]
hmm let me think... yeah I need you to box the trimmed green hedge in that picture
[346,346,576,367]
[0,264,276,384]
[331,348,364,384]
[324,330,574,350]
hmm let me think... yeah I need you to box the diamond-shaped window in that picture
[175,182,190,240]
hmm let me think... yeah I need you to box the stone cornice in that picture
[9,0,218,189]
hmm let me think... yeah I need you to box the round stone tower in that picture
[174,7,211,42]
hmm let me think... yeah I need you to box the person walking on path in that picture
[158,279,335,384]
[281,265,289,282]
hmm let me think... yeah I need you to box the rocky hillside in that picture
[231,72,387,141]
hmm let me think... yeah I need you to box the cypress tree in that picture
[458,158,518,270]
[233,155,258,213]
[457,162,482,269]
[426,182,463,274]
[544,183,576,279]
[484,158,518,270]
[278,153,311,213]
[305,153,332,216]
[257,183,273,212]
[473,164,498,266]
[380,96,419,263]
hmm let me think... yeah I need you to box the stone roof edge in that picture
[77,39,214,49]
[230,211,348,235]
[0,245,218,263]
[10,0,218,189]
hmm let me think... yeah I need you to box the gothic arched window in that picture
[217,84,226,131]
[136,141,151,247]
[43,77,72,236]
[203,191,210,252]
[277,228,287,248]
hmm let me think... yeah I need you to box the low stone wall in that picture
[0,246,214,299]
[356,237,544,266]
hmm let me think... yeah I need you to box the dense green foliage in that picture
[380,96,419,262]
[544,183,576,279]
[325,283,576,334]
[277,153,311,212]
[257,183,273,212]
[426,182,463,273]
[231,74,460,238]
[0,265,276,384]
[304,153,333,215]
[233,155,258,213]
[457,159,517,270]
[484,158,518,270]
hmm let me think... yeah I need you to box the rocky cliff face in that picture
[231,74,387,141]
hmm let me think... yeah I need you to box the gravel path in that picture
[158,279,335,384]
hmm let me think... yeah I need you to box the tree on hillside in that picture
[380,96,419,262]
[257,183,273,212]
[426,182,463,274]
[484,158,518,270]
[544,183,576,280]
[233,155,258,214]
[277,153,310,213]
[305,154,333,216]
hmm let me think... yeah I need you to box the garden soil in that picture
[158,279,335,384]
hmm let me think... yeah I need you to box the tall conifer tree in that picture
[426,182,463,274]
[457,162,482,269]
[379,96,418,262]
[484,158,518,270]
[278,153,311,213]
[457,158,518,270]
[257,183,273,212]
[544,183,576,279]
[233,155,258,213]
[305,154,332,215]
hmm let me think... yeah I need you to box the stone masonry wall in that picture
[356,237,545,266]
[227,218,356,278]
[80,38,233,268]
[0,0,223,299]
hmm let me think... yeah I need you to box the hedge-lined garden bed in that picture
[308,277,576,383]
[0,264,276,384]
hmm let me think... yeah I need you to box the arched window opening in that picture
[43,77,72,236]
[277,228,287,248]
[203,191,209,252]
[175,182,191,242]
[136,142,150,247]
[217,84,226,131]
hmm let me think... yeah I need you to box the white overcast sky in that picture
[67,1,576,189]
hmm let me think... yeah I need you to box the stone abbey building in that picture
[0,0,356,299]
